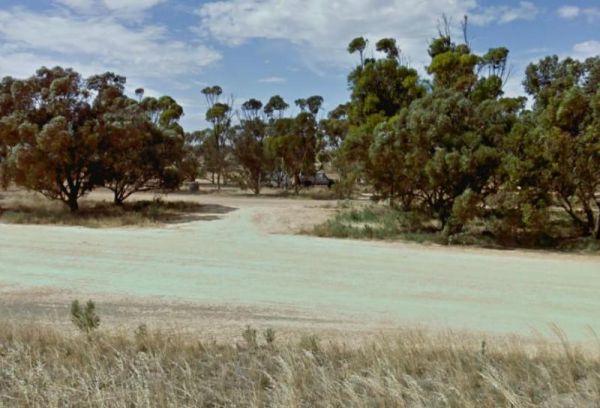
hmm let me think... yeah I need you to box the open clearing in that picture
[1,191,598,341]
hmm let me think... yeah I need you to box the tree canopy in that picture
[0,67,187,211]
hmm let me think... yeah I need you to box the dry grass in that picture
[1,321,599,407]
[0,191,234,228]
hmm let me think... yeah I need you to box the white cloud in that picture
[55,0,96,12]
[573,40,600,59]
[101,0,166,13]
[197,0,538,72]
[55,0,166,16]
[258,76,286,83]
[0,7,221,81]
[470,1,539,25]
[557,5,600,21]
[0,45,103,79]
[557,6,580,19]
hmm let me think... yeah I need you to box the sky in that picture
[0,0,598,131]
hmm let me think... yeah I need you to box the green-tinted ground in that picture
[1,192,598,341]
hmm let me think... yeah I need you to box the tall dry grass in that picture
[0,321,598,407]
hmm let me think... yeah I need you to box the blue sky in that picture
[0,0,598,130]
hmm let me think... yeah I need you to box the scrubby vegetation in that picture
[312,203,600,252]
[0,320,598,407]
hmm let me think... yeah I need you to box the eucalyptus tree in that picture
[339,36,425,197]
[0,68,187,209]
[101,90,186,205]
[347,36,368,66]
[0,76,22,186]
[266,95,323,193]
[232,98,271,194]
[345,28,524,233]
[264,95,289,119]
[201,85,232,190]
[517,56,600,239]
[406,34,522,232]
[306,95,324,116]
[294,98,308,112]
[375,38,400,61]
[2,67,106,211]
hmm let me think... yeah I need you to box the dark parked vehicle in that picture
[299,171,335,188]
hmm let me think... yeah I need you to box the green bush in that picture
[70,300,100,333]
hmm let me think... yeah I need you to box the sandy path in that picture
[1,193,599,340]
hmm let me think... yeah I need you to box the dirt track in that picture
[1,192,599,340]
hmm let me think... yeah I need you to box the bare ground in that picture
[1,188,599,343]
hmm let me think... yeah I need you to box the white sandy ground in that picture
[0,191,599,343]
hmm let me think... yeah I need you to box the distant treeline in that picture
[0,20,598,242]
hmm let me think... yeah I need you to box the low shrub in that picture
[70,299,100,333]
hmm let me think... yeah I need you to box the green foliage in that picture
[70,300,100,333]
[347,52,424,122]
[232,98,271,194]
[311,202,593,250]
[199,85,233,190]
[323,31,600,247]
[347,37,368,65]
[306,95,324,115]
[519,56,600,239]
[2,67,105,212]
[264,95,289,118]
[264,97,323,193]
[0,67,186,210]
[367,112,421,209]
[101,91,186,205]
[340,28,532,238]
[375,38,400,60]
